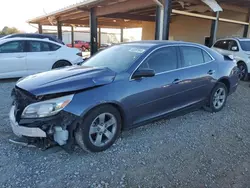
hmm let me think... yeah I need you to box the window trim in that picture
[130,44,215,81]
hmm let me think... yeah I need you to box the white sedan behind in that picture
[0,37,83,79]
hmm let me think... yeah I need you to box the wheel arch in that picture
[52,60,72,69]
[217,77,230,93]
[80,102,127,130]
[237,60,248,70]
[55,59,72,65]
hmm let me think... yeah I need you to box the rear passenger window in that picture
[28,41,51,52]
[180,47,204,67]
[50,43,61,51]
[140,47,178,74]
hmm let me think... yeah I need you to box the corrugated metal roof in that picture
[28,0,101,23]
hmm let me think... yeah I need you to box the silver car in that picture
[212,38,250,80]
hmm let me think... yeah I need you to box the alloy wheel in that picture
[88,113,117,147]
[238,64,246,80]
[213,88,226,109]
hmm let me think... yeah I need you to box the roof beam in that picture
[62,19,142,27]
[96,0,155,16]
[180,0,248,13]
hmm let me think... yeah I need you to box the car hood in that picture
[16,66,116,96]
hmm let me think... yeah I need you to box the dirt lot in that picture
[0,80,249,188]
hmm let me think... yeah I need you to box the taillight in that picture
[77,52,82,57]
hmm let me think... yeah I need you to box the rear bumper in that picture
[9,106,46,138]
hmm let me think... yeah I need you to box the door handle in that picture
[207,70,215,75]
[172,79,182,84]
[48,52,54,55]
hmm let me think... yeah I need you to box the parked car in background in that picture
[0,33,64,45]
[0,38,83,79]
[9,41,239,152]
[212,38,250,80]
[67,40,90,51]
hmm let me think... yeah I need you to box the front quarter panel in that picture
[63,73,130,121]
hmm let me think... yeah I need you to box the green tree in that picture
[0,26,20,35]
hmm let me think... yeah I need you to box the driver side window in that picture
[139,46,178,74]
[0,41,25,53]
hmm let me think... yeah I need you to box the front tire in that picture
[238,62,248,81]
[205,82,228,113]
[75,105,121,152]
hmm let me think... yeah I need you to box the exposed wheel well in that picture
[218,78,230,93]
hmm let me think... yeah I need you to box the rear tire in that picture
[52,60,71,69]
[75,105,121,152]
[204,82,228,113]
[238,62,248,81]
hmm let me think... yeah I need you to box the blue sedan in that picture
[10,41,239,152]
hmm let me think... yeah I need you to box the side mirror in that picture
[132,68,155,79]
[231,46,238,51]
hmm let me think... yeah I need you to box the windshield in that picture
[83,45,149,73]
[239,41,250,51]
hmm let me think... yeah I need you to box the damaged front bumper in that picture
[9,105,78,150]
[10,106,46,138]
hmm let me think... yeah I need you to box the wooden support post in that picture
[98,27,101,48]
[162,0,172,40]
[243,9,250,38]
[209,12,219,47]
[120,28,124,42]
[155,5,161,40]
[57,21,63,41]
[38,24,43,34]
[90,8,98,55]
[71,26,74,47]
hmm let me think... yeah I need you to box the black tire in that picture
[52,60,71,69]
[75,105,121,152]
[204,82,228,113]
[238,62,248,81]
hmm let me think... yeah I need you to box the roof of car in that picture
[121,40,204,48]
[216,37,250,42]
[0,37,63,45]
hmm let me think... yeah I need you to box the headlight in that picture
[22,94,74,118]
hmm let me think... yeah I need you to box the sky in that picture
[0,0,82,32]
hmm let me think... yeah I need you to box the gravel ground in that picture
[0,80,249,188]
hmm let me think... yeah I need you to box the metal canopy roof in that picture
[28,0,249,28]
[27,0,202,28]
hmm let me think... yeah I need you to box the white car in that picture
[212,38,250,80]
[0,38,83,79]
